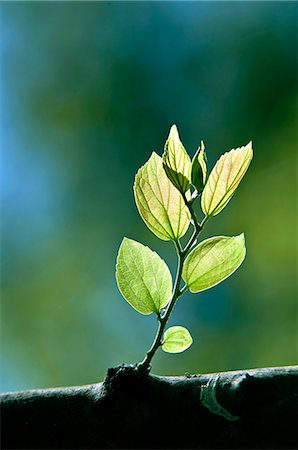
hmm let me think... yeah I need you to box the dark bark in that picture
[1,365,297,449]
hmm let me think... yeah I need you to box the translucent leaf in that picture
[191,140,207,193]
[134,152,190,241]
[162,124,191,194]
[201,142,253,216]
[162,326,193,353]
[182,234,246,293]
[116,238,172,315]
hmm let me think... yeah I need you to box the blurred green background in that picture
[1,2,297,392]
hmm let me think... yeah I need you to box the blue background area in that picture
[1,2,297,391]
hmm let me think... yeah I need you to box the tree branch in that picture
[1,365,297,449]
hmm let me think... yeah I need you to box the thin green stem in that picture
[138,195,209,372]
[184,214,208,254]
[139,240,185,370]
[179,284,189,296]
[183,193,208,254]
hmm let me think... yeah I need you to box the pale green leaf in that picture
[182,234,246,293]
[116,238,172,315]
[162,124,191,194]
[191,140,207,193]
[201,142,253,216]
[134,152,190,241]
[162,326,193,353]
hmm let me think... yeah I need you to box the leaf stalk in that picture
[138,196,207,371]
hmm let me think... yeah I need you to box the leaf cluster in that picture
[116,125,252,362]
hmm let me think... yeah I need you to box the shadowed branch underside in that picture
[1,365,297,449]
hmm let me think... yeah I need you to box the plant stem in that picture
[139,241,185,370]
[183,193,208,253]
[184,214,208,254]
[138,196,208,372]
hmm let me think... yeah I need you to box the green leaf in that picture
[116,238,172,315]
[134,152,190,241]
[182,234,246,293]
[162,124,191,194]
[201,142,253,217]
[162,326,193,353]
[191,140,207,193]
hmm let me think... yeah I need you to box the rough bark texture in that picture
[1,365,297,449]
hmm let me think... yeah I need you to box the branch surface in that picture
[1,365,297,449]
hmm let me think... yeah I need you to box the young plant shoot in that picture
[116,125,253,371]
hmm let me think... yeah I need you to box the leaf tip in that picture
[169,123,179,136]
[240,141,253,160]
[150,151,161,162]
[236,231,245,240]
[234,232,246,257]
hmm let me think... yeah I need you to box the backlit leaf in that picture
[201,142,253,216]
[134,152,190,241]
[182,234,246,293]
[162,326,193,353]
[116,238,172,315]
[191,140,207,193]
[162,124,191,194]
